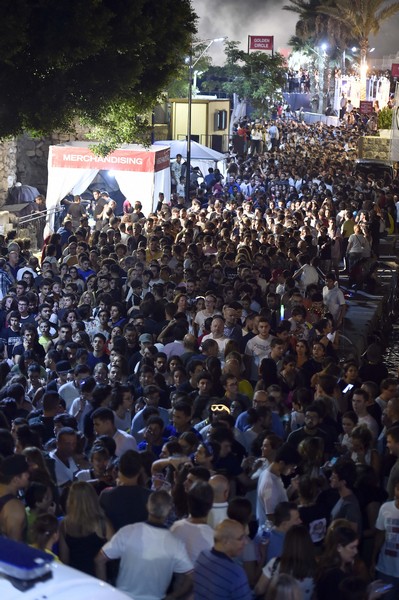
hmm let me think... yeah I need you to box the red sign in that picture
[154,148,170,172]
[392,63,399,78]
[248,36,274,51]
[50,146,169,173]
[360,101,374,115]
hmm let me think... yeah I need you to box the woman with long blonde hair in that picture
[59,481,113,575]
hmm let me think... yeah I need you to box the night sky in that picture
[192,0,399,65]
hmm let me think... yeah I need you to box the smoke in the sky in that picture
[192,0,399,65]
[192,0,299,65]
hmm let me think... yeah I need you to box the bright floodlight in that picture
[321,43,327,51]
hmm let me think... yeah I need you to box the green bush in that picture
[378,106,393,129]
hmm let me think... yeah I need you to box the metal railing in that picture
[17,206,63,226]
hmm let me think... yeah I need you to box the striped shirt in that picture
[194,548,252,600]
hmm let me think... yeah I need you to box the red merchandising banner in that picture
[249,36,274,51]
[359,101,374,115]
[50,146,156,172]
[154,148,170,172]
[392,63,399,78]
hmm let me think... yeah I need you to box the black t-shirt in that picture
[358,362,389,386]
[287,426,334,454]
[28,415,55,444]
[12,342,45,361]
[367,401,383,431]
[1,327,22,357]
[316,567,350,600]
[299,503,330,546]
[99,485,151,531]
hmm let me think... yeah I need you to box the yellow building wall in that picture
[172,101,207,142]
[207,100,230,136]
[171,99,230,151]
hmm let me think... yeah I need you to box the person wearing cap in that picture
[0,454,30,541]
[128,333,154,372]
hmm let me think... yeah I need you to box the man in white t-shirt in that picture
[352,389,379,442]
[322,272,346,329]
[194,294,220,337]
[257,444,300,527]
[92,407,137,458]
[245,318,275,382]
[96,490,193,600]
[49,427,79,492]
[171,482,214,563]
[201,316,229,360]
[373,481,399,600]
[207,474,230,529]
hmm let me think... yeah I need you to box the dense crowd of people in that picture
[0,116,398,600]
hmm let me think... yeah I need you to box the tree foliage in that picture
[0,0,197,152]
[283,0,352,53]
[166,44,212,100]
[317,0,399,58]
[202,41,287,117]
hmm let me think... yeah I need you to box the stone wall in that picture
[358,135,391,161]
[0,139,17,206]
[16,122,94,194]
[0,120,170,206]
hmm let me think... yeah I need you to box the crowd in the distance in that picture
[0,116,398,600]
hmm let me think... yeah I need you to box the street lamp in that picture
[185,37,226,204]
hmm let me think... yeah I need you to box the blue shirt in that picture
[236,410,285,439]
[194,548,252,600]
[131,406,170,437]
[266,529,285,562]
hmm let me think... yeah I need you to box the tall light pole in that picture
[185,37,226,204]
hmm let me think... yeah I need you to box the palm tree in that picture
[317,0,399,99]
[283,0,352,112]
[283,0,351,48]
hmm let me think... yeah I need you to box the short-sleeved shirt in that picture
[376,500,399,576]
[322,285,346,324]
[170,519,214,563]
[330,493,362,534]
[257,466,287,527]
[245,335,274,380]
[194,548,252,600]
[102,522,193,600]
[113,429,137,457]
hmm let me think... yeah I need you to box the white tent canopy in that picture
[153,139,227,178]
[46,142,170,234]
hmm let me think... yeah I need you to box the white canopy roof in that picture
[153,139,227,176]
[45,142,170,234]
